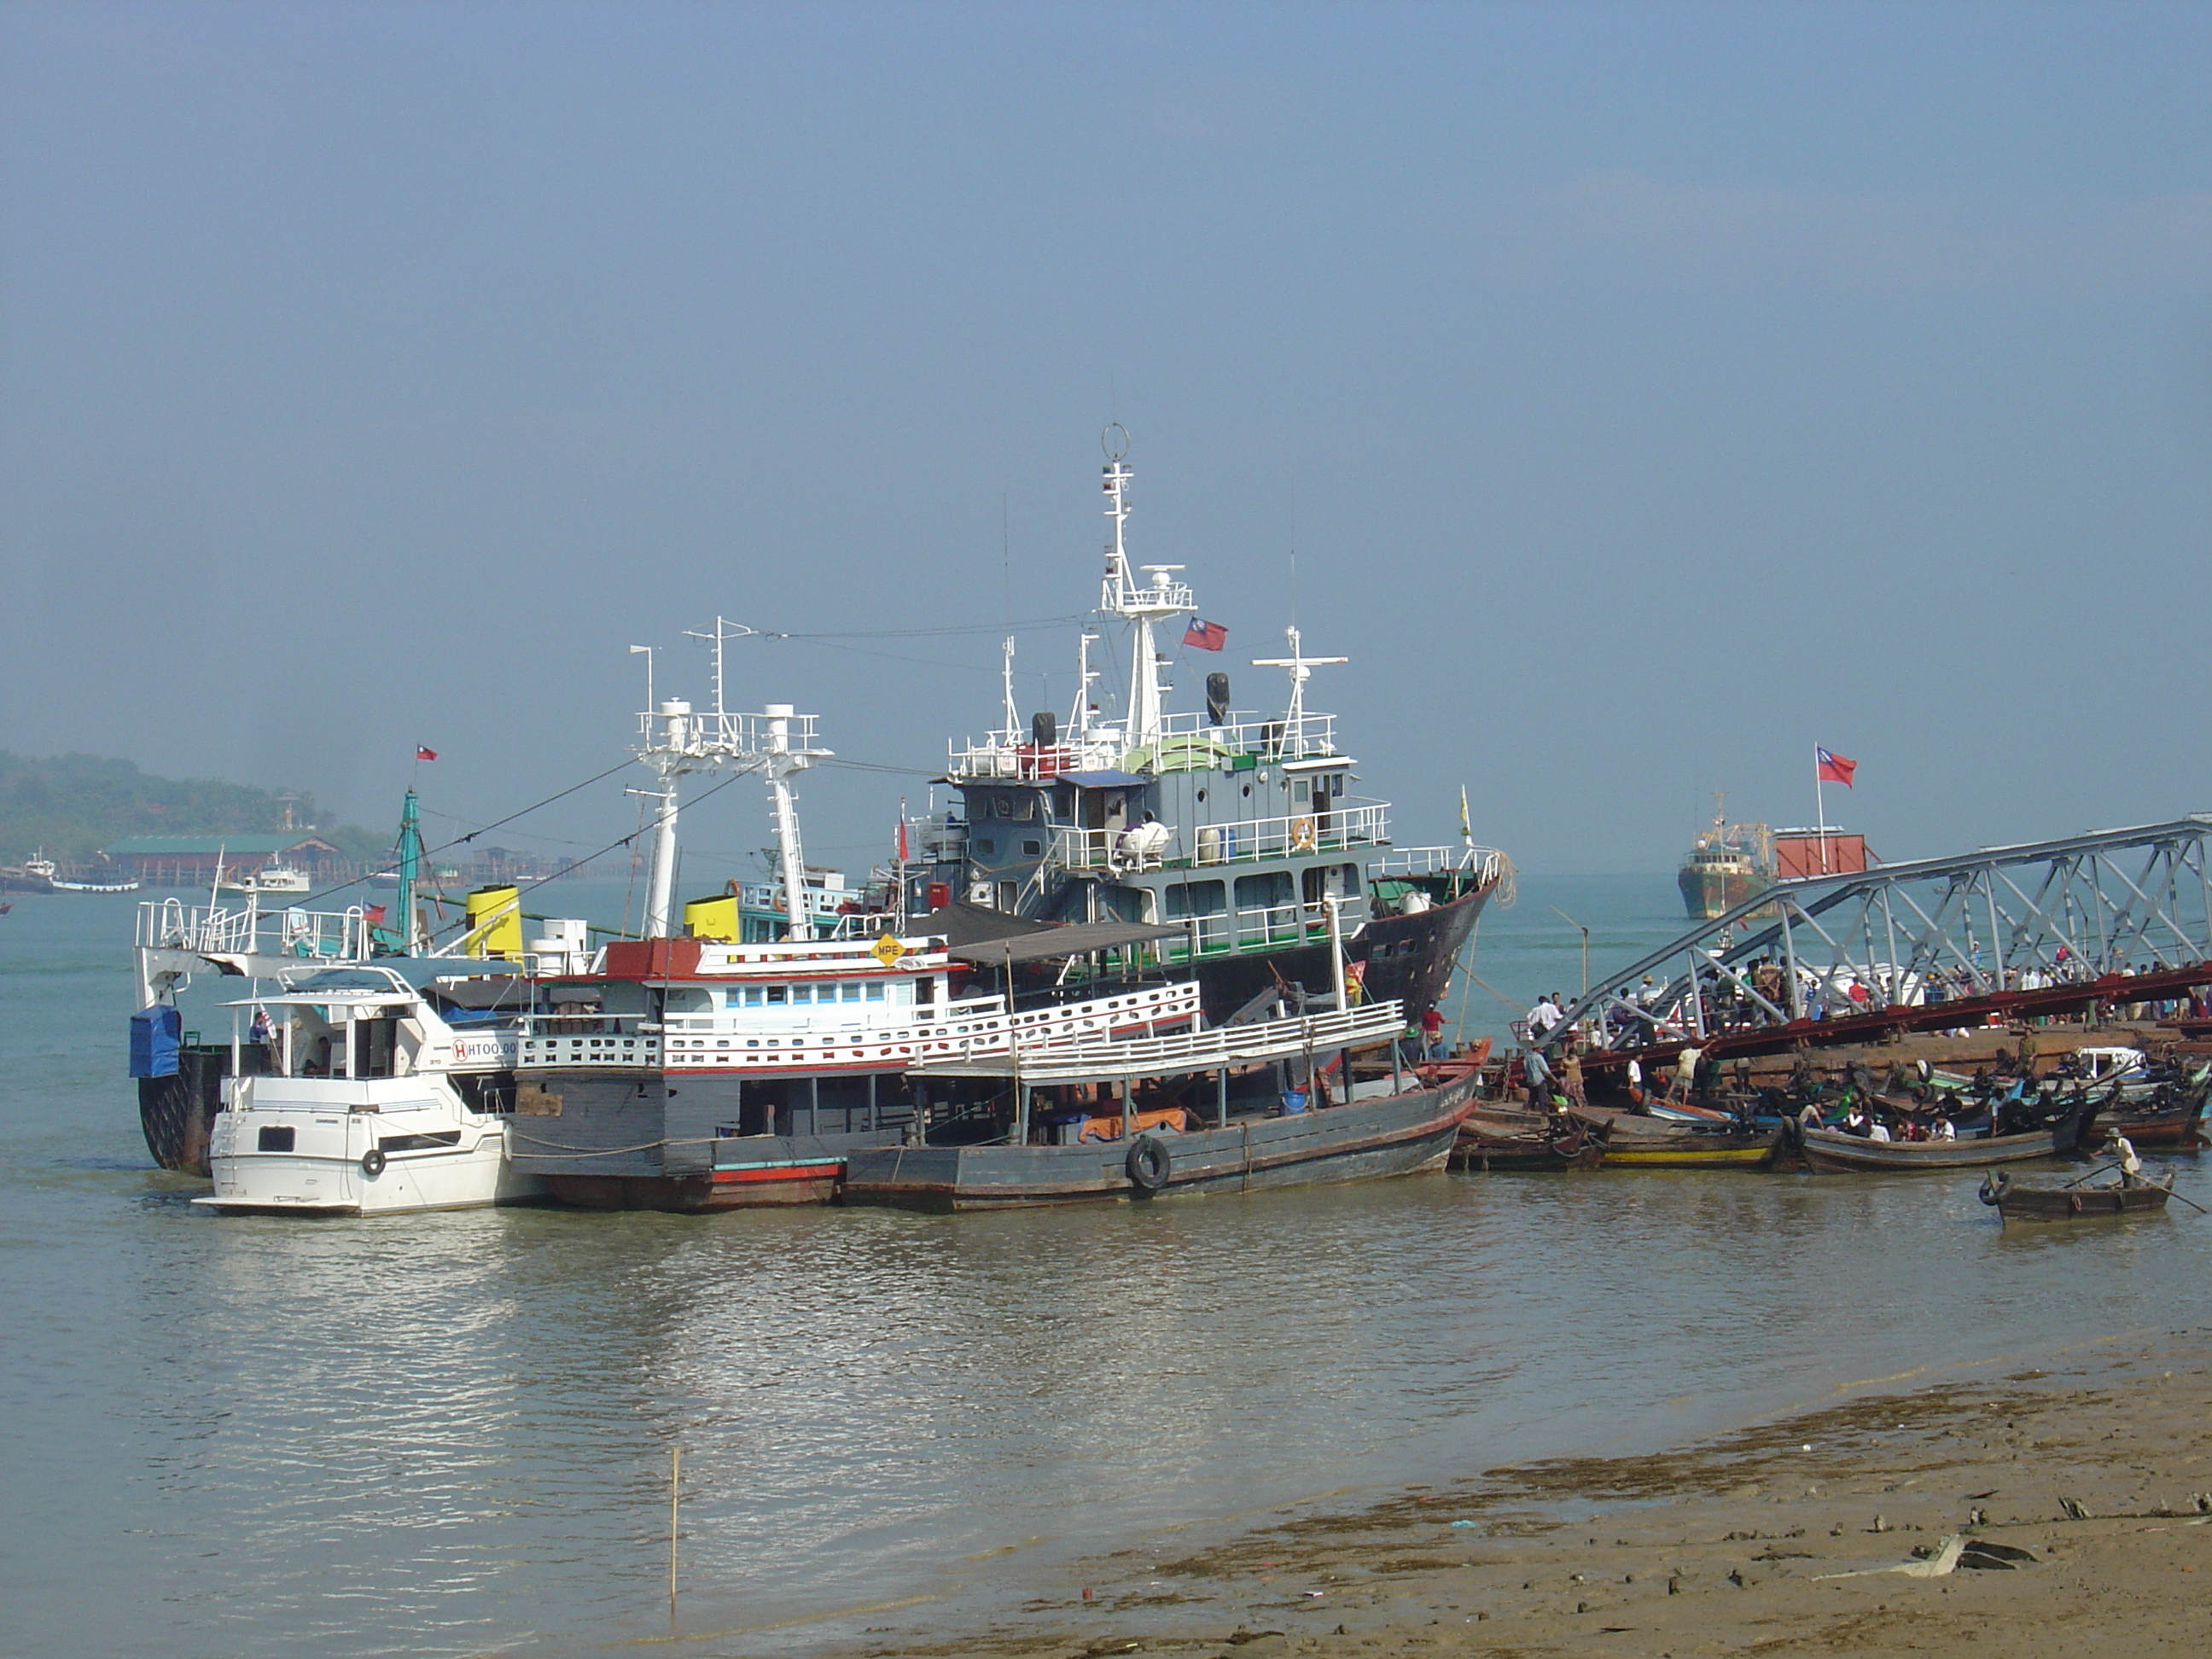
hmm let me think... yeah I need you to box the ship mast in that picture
[1096,427,1192,755]
[635,619,831,940]
[1250,626,1347,758]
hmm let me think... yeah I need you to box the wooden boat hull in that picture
[1801,1125,2071,1173]
[1602,1138,1777,1167]
[1569,1106,1780,1167]
[1452,1109,1604,1171]
[843,1074,1476,1212]
[1979,1171,2174,1220]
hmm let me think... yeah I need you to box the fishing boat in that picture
[1677,798,1774,921]
[51,859,140,893]
[903,432,1510,1025]
[1452,1105,1604,1171]
[1569,1104,1780,1167]
[1796,1112,2088,1173]
[189,963,544,1215]
[0,853,56,894]
[1977,1168,2174,1220]
[841,1000,1472,1211]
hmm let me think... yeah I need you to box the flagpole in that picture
[1813,744,1828,875]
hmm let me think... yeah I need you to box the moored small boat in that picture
[1452,1106,1603,1171]
[1977,1169,2174,1220]
[843,1000,1470,1211]
[1797,1113,2086,1173]
[1569,1105,1780,1167]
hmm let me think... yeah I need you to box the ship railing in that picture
[946,736,1125,780]
[1149,707,1338,762]
[638,707,820,759]
[1050,802,1390,873]
[946,711,1341,780]
[1371,845,1513,886]
[137,897,369,962]
[1157,901,1326,961]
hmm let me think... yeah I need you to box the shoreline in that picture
[810,1324,2212,1658]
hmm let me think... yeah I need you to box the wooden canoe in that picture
[1977,1169,2174,1220]
[1569,1106,1780,1168]
[1799,1123,2073,1173]
[1452,1108,1604,1171]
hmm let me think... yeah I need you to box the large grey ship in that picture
[905,432,1509,1022]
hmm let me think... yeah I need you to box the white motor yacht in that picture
[196,963,546,1215]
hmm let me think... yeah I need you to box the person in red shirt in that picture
[1418,1007,1445,1059]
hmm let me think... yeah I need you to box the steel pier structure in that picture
[1545,816,2212,1068]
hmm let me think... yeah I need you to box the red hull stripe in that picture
[709,1162,843,1184]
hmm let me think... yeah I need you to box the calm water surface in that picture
[2,876,2201,1657]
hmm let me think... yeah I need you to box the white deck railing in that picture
[911,998,1409,1083]
[1051,801,1389,871]
[1371,845,1512,883]
[137,898,369,963]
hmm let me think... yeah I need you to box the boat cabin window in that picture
[1234,870,1293,911]
[765,986,788,1004]
[663,987,714,1015]
[1294,779,1309,803]
[352,1016,399,1080]
[601,983,647,1016]
[1165,880,1226,919]
[865,982,884,1002]
[916,975,935,1004]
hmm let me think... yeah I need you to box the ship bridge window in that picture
[1022,839,1041,857]
[1234,871,1293,910]
[1165,880,1226,919]
[766,986,788,1004]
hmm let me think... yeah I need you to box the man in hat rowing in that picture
[2104,1126,2145,1187]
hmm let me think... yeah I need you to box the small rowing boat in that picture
[1797,1119,2080,1173]
[1569,1106,1780,1168]
[1977,1169,2174,1220]
[1452,1107,1604,1171]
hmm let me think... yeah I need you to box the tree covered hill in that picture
[0,752,381,864]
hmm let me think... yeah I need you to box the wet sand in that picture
[834,1330,2212,1658]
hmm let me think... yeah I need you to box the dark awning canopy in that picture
[945,917,1186,965]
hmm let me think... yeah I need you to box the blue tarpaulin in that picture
[129,1005,182,1078]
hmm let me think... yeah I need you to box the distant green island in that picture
[0,752,383,865]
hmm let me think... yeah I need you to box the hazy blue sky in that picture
[3,2,2208,877]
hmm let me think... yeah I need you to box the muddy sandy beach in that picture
[829,1329,2212,1659]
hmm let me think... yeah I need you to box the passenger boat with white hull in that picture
[189,964,544,1215]
[129,785,597,1196]
[903,432,1510,1026]
[503,661,1215,1211]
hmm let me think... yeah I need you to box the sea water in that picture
[1,876,2197,1657]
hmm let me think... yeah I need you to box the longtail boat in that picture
[1796,1113,2086,1173]
[1978,1169,2174,1220]
[1569,1106,1779,1168]
[1452,1106,1604,1171]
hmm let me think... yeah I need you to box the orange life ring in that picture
[1290,817,1317,852]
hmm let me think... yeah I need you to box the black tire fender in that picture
[1126,1134,1170,1192]
[361,1146,387,1179]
